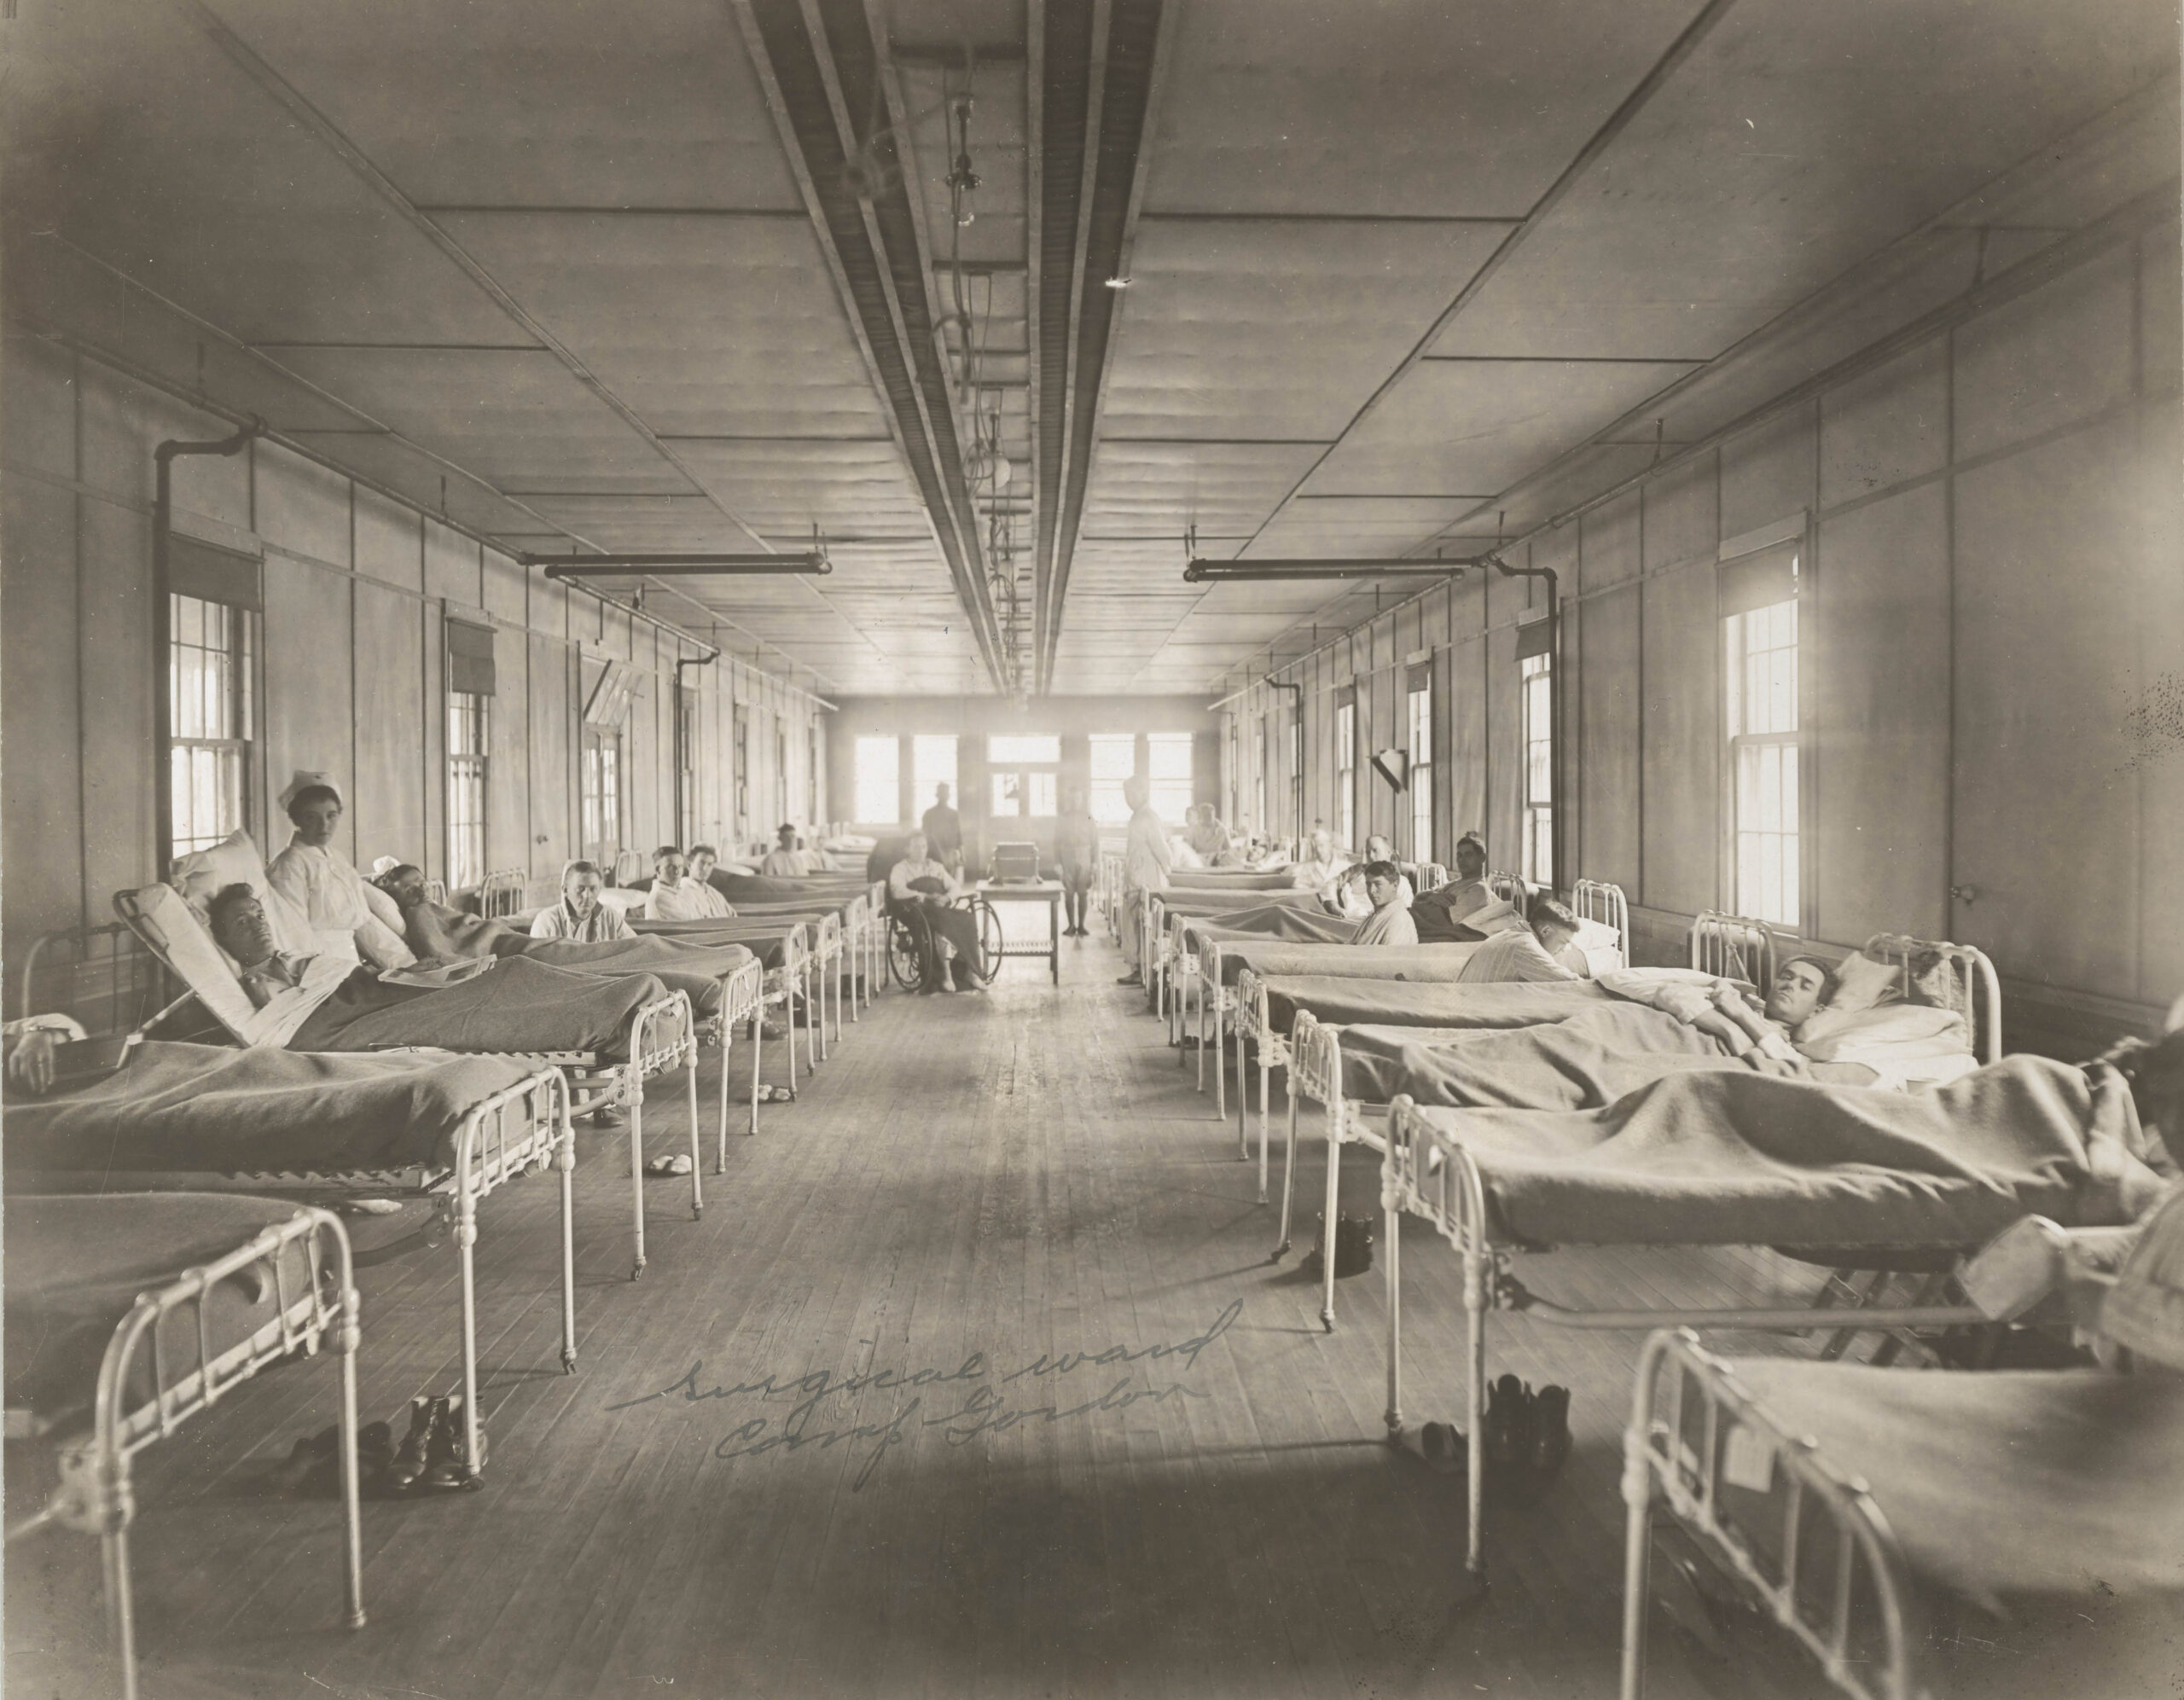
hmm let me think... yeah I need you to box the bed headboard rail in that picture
[1860,933,2002,1064]
[1485,871,1530,916]
[15,921,162,1037]
[1571,879,1629,960]
[1689,911,1780,989]
[479,867,527,920]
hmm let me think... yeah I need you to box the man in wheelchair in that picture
[886,832,987,995]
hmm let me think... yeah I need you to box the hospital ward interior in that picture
[4,2,2184,1697]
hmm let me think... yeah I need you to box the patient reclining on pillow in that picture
[208,884,323,1009]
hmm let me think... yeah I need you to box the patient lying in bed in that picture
[375,863,517,960]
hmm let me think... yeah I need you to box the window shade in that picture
[1515,618,1554,661]
[170,534,263,611]
[446,617,497,696]
[1405,661,1432,693]
[1717,541,1800,617]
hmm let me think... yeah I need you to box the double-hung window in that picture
[1089,734,1134,824]
[1405,664,1432,862]
[1725,590,1801,927]
[854,736,900,825]
[1255,720,1269,832]
[1146,732,1193,823]
[1334,695,1356,851]
[446,618,496,891]
[170,590,255,856]
[989,734,1060,817]
[914,734,958,816]
[1519,620,1554,887]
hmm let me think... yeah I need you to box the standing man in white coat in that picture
[1116,773,1170,989]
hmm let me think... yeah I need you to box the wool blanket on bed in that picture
[1208,942,1485,989]
[489,935,750,1014]
[711,873,869,905]
[1342,1004,1742,1107]
[3,1040,542,1173]
[1411,1055,2166,1249]
[4,1191,324,1427]
[1723,1361,2184,1609]
[1259,975,1608,1035]
[1182,908,1362,951]
[1167,868,1295,891]
[1159,889,1327,918]
[638,918,812,970]
[289,957,669,1059]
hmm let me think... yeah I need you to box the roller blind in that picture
[446,617,497,696]
[1405,661,1432,693]
[1716,540,1800,616]
[169,533,262,611]
[1515,617,1554,661]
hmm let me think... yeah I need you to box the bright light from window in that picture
[1089,734,1134,824]
[1147,732,1193,822]
[988,734,1060,763]
[854,736,900,824]
[913,734,957,809]
[1727,597,1800,926]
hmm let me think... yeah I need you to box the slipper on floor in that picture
[755,1083,795,1103]
[643,1154,694,1177]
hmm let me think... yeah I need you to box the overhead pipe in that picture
[1183,556,1486,584]
[153,418,263,877]
[530,552,830,576]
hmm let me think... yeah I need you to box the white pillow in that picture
[169,829,315,960]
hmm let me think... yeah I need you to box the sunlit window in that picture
[1147,732,1193,822]
[170,593,253,856]
[1726,596,1801,926]
[854,735,900,824]
[1089,734,1135,824]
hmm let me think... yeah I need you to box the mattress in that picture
[5,1192,324,1430]
[1182,909,1363,951]
[1167,869,1296,891]
[4,1040,543,1174]
[289,956,669,1060]
[1259,975,1607,1035]
[1410,1054,2166,1249]
[1720,1361,2184,1610]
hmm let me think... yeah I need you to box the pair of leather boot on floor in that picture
[1486,1374,1571,1489]
[1302,1211,1375,1279]
[385,1394,484,1494]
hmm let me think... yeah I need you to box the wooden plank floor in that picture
[4,931,2124,1699]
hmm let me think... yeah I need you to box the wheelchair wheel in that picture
[886,916,924,991]
[972,898,1004,983]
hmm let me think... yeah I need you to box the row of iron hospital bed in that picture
[1116,855,2184,1700]
[3,835,892,1698]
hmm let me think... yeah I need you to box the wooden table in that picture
[976,879,1063,984]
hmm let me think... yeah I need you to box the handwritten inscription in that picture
[607,1300,1241,1490]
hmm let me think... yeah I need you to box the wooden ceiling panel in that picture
[1098,219,1507,438]
[208,0,803,211]
[1140,0,1699,218]
[1429,0,2175,361]
[435,213,895,440]
[1303,358,1697,499]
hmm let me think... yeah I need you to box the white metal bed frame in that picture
[112,885,700,1280]
[4,1205,366,1700]
[1379,1062,2010,1591]
[1279,920,1997,1330]
[1618,1327,1927,1700]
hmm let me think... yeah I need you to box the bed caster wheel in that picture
[630,1260,646,1281]
[1269,1243,1289,1264]
[1320,1314,1335,1334]
[561,1351,578,1375]
[692,1204,703,1221]
[346,1608,369,1632]
[457,1471,485,1493]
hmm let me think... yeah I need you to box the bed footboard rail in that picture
[479,867,528,921]
[10,1205,369,1693]
[1620,1327,1923,1700]
[1487,870,1531,915]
